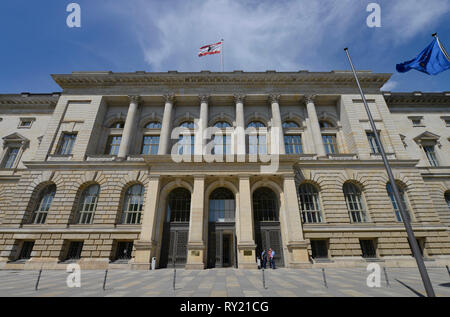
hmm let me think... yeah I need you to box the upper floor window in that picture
[178,135,195,155]
[319,120,335,129]
[386,182,411,223]
[445,191,450,209]
[180,121,195,129]
[366,132,382,154]
[282,121,300,129]
[298,183,322,223]
[121,184,145,224]
[248,121,265,128]
[253,187,279,222]
[110,121,125,129]
[145,121,162,129]
[18,118,35,129]
[423,145,439,167]
[2,147,19,169]
[31,184,56,224]
[322,134,338,154]
[57,133,77,155]
[284,135,303,154]
[409,116,424,127]
[209,188,235,223]
[142,136,160,155]
[248,121,267,155]
[213,135,232,155]
[214,121,232,128]
[106,136,122,155]
[167,188,191,223]
[343,183,367,223]
[76,185,100,224]
[441,116,450,127]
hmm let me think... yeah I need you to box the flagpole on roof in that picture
[344,47,436,297]
[221,39,224,72]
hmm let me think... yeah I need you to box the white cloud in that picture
[381,80,398,91]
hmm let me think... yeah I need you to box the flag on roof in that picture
[198,41,223,57]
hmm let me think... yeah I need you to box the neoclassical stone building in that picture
[0,70,449,270]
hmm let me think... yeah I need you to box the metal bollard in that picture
[103,269,108,291]
[446,265,450,277]
[151,257,156,271]
[173,260,176,292]
[383,267,390,288]
[262,268,266,289]
[322,268,328,288]
[35,269,42,291]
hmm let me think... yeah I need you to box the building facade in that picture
[0,70,449,270]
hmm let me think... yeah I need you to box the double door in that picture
[255,225,284,267]
[160,223,189,268]
[207,223,236,268]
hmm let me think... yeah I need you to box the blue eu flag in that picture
[396,36,450,75]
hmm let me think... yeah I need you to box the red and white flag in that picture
[198,41,223,57]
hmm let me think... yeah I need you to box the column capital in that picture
[164,93,176,104]
[198,94,210,104]
[128,95,141,104]
[304,94,317,104]
[269,94,281,104]
[233,94,246,104]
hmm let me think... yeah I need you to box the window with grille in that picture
[142,136,160,155]
[253,188,278,222]
[322,134,338,154]
[145,121,162,129]
[386,182,411,222]
[298,183,322,223]
[284,135,303,154]
[180,121,195,129]
[178,135,195,155]
[76,185,100,224]
[445,192,450,209]
[18,241,34,260]
[343,183,367,223]
[366,132,382,154]
[57,133,77,155]
[214,121,231,128]
[167,188,191,222]
[360,239,377,258]
[121,184,145,224]
[31,184,56,224]
[213,135,232,155]
[66,241,83,260]
[106,135,122,155]
[2,147,19,168]
[115,241,133,260]
[209,188,235,222]
[248,121,267,155]
[282,121,300,128]
[423,145,438,167]
[311,240,328,259]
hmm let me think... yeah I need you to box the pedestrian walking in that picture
[261,249,267,269]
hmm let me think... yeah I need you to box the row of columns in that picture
[134,174,310,270]
[117,94,326,159]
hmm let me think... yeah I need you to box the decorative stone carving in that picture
[128,95,141,104]
[304,94,317,104]
[164,93,176,104]
[233,94,246,104]
[198,94,210,104]
[269,94,281,104]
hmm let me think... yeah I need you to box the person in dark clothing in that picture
[261,249,267,269]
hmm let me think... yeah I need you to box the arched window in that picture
[282,121,300,128]
[253,187,278,222]
[209,188,235,222]
[248,121,265,128]
[298,183,322,223]
[31,184,56,224]
[110,121,125,129]
[76,184,100,224]
[145,121,162,129]
[214,121,231,128]
[248,121,267,155]
[343,183,367,223]
[445,191,450,209]
[386,182,411,222]
[121,184,145,224]
[319,120,334,129]
[167,188,191,222]
[179,121,195,129]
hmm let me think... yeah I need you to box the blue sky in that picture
[1,0,449,93]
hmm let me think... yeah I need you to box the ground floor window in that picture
[359,239,377,258]
[115,241,133,261]
[66,241,83,261]
[18,241,34,260]
[311,240,328,259]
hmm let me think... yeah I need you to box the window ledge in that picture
[325,154,358,160]
[370,152,396,160]
[48,154,73,162]
[86,155,116,162]
[312,258,333,263]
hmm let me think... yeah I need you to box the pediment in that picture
[2,132,29,142]
[413,131,440,143]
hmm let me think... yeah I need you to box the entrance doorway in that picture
[207,188,237,268]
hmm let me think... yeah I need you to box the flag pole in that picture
[344,47,436,297]
[221,39,224,72]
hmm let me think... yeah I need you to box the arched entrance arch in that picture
[252,187,284,267]
[207,187,237,268]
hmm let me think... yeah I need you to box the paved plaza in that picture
[0,267,449,297]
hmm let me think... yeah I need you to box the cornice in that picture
[384,92,450,107]
[0,94,60,107]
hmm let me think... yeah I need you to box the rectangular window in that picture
[115,241,133,261]
[284,135,303,154]
[322,135,338,154]
[66,241,83,260]
[249,135,267,155]
[311,240,328,259]
[2,147,19,168]
[106,136,122,155]
[18,241,34,260]
[57,133,77,155]
[213,135,231,155]
[142,136,160,155]
[360,239,377,258]
[18,118,34,128]
[178,135,195,155]
[423,146,438,167]
[366,132,381,154]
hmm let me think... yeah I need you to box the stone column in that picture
[186,176,206,269]
[118,95,140,159]
[305,95,326,157]
[133,176,161,270]
[234,94,246,160]
[158,94,175,155]
[194,95,209,161]
[269,94,285,155]
[282,175,310,267]
[237,176,257,269]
